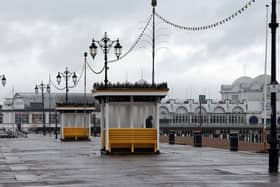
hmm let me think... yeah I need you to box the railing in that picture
[159,122,276,129]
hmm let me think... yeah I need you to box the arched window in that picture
[213,107,225,113]
[175,106,188,114]
[194,107,207,113]
[159,106,169,119]
[232,106,244,113]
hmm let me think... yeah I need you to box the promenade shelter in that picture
[92,82,169,153]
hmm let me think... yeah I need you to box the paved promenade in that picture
[0,134,280,187]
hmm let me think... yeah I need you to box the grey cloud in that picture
[0,0,274,100]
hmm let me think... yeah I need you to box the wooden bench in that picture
[63,127,90,140]
[104,128,158,153]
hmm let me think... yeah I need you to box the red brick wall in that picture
[160,136,268,153]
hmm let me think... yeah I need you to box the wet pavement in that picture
[0,134,280,187]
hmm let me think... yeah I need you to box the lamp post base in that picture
[269,147,279,173]
[193,129,202,147]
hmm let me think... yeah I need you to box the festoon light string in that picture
[59,1,257,80]
[69,64,84,88]
[155,0,256,31]
[85,14,152,75]
[86,60,105,75]
[108,13,153,63]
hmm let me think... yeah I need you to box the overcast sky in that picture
[0,0,274,103]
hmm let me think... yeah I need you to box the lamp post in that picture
[35,82,50,136]
[152,0,157,85]
[193,95,205,147]
[89,32,122,87]
[263,4,269,154]
[56,67,77,103]
[0,74,6,87]
[269,0,279,174]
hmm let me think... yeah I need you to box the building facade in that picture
[160,74,280,128]
[1,75,280,132]
[0,92,99,131]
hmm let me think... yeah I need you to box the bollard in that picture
[168,130,175,144]
[229,132,238,151]
[193,130,202,147]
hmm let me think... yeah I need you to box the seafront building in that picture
[0,93,99,131]
[160,74,280,128]
[0,75,280,136]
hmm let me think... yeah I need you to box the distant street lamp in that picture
[0,74,6,87]
[56,67,77,103]
[263,4,270,154]
[89,32,122,87]
[35,82,50,136]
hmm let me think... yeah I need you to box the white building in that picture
[160,74,280,127]
[1,75,280,130]
[0,92,99,130]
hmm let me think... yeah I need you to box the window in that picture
[49,113,59,124]
[32,114,43,124]
[15,113,29,124]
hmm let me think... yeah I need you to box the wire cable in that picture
[50,79,66,91]
[108,13,153,63]
[69,63,85,88]
[86,60,105,74]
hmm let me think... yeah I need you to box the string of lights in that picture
[50,79,66,91]
[108,14,153,63]
[86,60,105,74]
[155,0,256,31]
[69,64,84,88]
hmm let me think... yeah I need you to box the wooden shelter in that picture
[56,95,96,141]
[92,82,168,153]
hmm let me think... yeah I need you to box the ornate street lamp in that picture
[269,0,279,174]
[56,67,77,103]
[1,74,6,87]
[151,0,157,7]
[89,32,122,87]
[35,82,50,136]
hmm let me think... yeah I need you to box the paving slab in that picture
[0,134,280,187]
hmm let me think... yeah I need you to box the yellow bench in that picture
[104,128,158,153]
[63,127,90,140]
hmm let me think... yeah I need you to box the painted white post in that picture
[29,113,32,126]
[45,112,49,124]
[118,104,121,128]
[264,4,269,129]
[74,111,77,129]
[156,100,160,151]
[143,105,146,128]
[130,96,133,128]
[88,113,91,138]
[61,113,64,139]
[105,102,109,151]
[100,99,104,150]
